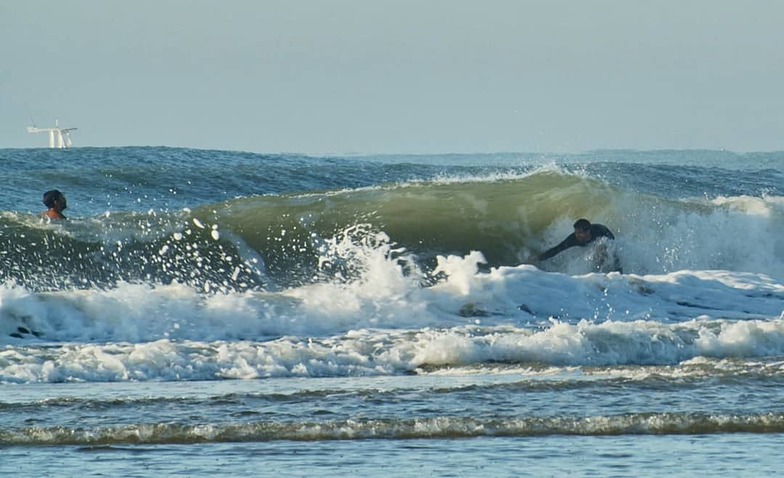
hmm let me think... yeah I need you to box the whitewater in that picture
[1,147,784,477]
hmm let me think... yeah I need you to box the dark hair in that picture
[43,189,63,208]
[573,218,591,231]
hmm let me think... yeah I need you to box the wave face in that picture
[3,148,784,291]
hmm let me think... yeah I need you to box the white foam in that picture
[610,194,784,278]
[4,314,784,383]
[2,244,784,384]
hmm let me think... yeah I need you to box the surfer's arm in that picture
[537,234,577,262]
[593,224,615,240]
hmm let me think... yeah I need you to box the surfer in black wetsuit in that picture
[531,218,621,272]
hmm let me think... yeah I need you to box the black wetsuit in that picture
[538,224,615,261]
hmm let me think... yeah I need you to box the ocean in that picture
[1,147,783,477]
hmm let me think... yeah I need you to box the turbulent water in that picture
[1,147,784,476]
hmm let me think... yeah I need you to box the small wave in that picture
[4,413,784,446]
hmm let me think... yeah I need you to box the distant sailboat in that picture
[27,119,77,148]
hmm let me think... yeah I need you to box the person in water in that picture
[531,218,621,272]
[42,189,67,220]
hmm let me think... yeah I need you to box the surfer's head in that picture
[43,189,67,210]
[573,218,592,243]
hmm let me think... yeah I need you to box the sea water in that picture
[1,147,784,476]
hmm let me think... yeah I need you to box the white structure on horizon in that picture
[27,119,77,148]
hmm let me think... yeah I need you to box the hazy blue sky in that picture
[1,1,782,154]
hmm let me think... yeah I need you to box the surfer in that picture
[42,189,67,220]
[529,218,621,272]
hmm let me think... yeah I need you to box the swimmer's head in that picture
[43,189,66,209]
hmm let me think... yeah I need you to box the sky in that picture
[1,0,782,154]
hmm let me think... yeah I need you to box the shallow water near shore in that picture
[2,377,784,477]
